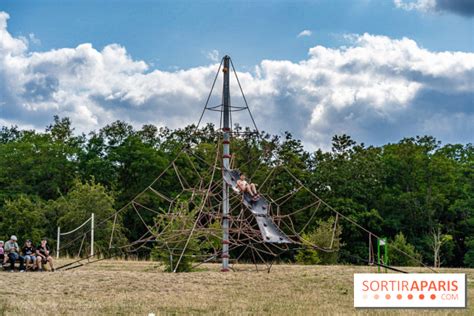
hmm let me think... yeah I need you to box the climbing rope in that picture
[57,56,436,274]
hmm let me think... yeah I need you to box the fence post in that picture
[56,226,60,259]
[90,213,94,257]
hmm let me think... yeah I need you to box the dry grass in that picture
[0,260,472,315]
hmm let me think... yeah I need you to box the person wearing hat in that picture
[21,240,36,271]
[4,235,25,272]
[36,237,55,272]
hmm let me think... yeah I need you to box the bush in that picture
[150,200,219,272]
[296,216,342,265]
[295,245,321,265]
[389,232,422,266]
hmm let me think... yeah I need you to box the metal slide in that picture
[223,169,292,244]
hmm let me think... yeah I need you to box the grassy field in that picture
[0,260,472,315]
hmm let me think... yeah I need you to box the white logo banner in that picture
[354,273,466,308]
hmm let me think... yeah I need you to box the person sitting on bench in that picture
[236,174,260,200]
[0,240,4,267]
[22,240,36,271]
[36,238,55,272]
[4,235,25,272]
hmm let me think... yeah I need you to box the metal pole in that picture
[56,226,60,259]
[378,237,388,273]
[90,213,94,257]
[377,238,380,273]
[221,55,231,272]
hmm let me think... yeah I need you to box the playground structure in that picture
[56,56,435,273]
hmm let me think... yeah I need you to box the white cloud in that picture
[394,0,474,16]
[206,49,219,62]
[28,33,41,45]
[0,11,473,150]
[297,30,312,38]
[394,0,436,12]
[0,12,27,56]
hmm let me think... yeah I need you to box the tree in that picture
[150,201,218,272]
[296,217,342,265]
[49,179,126,256]
[0,116,472,268]
[463,238,474,268]
[429,226,453,268]
[0,119,81,202]
[46,115,74,142]
[0,125,22,143]
[0,195,47,243]
[389,232,422,267]
[310,135,384,263]
[77,131,118,188]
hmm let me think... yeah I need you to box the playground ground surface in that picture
[0,260,472,315]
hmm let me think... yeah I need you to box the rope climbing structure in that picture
[56,56,436,274]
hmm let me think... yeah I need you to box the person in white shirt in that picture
[236,174,259,200]
[4,235,25,272]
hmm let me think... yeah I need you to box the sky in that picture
[0,0,473,150]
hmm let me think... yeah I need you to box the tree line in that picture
[0,116,472,267]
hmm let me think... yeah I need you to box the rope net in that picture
[57,56,435,273]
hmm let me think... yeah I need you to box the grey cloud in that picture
[23,75,59,102]
[437,0,474,16]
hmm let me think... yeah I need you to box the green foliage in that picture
[49,179,126,256]
[296,217,342,265]
[439,234,455,266]
[0,195,47,243]
[389,233,422,267]
[295,246,320,265]
[150,201,204,272]
[0,116,472,267]
[463,238,474,268]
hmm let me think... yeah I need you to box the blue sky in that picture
[2,0,472,69]
[0,0,473,149]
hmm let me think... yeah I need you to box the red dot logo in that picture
[397,294,402,300]
[385,294,391,300]
[419,294,425,300]
[374,294,379,300]
[408,294,413,300]
[430,294,436,300]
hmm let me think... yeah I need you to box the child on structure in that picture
[236,174,260,201]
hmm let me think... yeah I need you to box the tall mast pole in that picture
[221,55,231,272]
